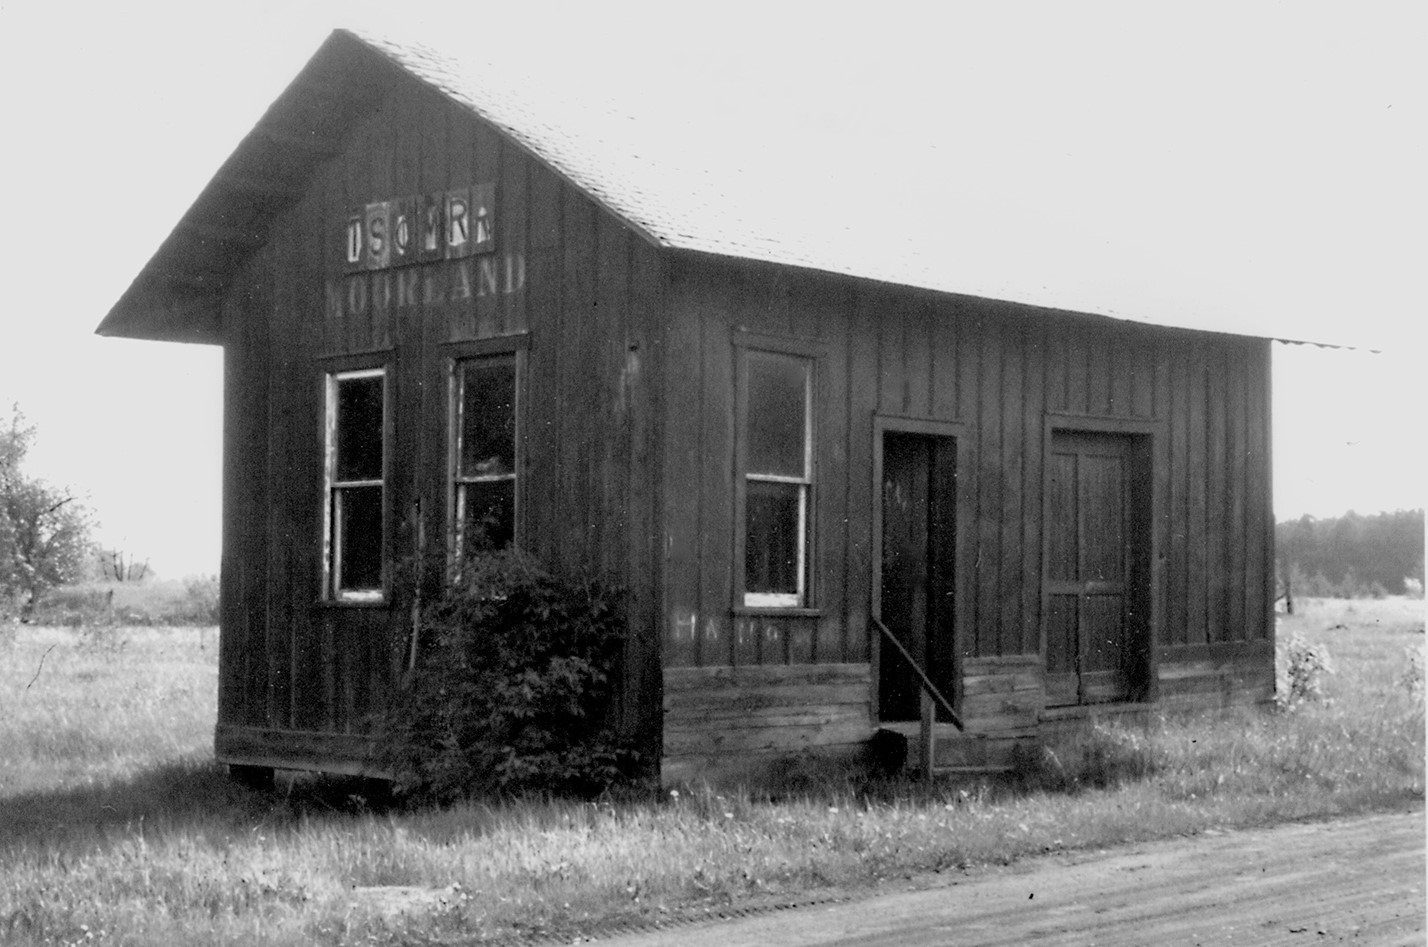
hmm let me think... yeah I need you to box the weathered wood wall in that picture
[217,64,666,768]
[662,664,872,785]
[660,256,1275,675]
[213,47,1275,779]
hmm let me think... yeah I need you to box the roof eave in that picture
[665,246,1363,349]
[97,285,224,345]
[94,30,385,346]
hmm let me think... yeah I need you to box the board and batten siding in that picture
[217,70,666,771]
[658,257,1274,776]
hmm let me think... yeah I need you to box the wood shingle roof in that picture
[100,28,1337,346]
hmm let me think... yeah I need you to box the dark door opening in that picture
[1044,430,1151,707]
[878,432,956,721]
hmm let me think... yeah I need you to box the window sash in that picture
[740,350,813,608]
[744,477,808,608]
[450,354,519,561]
[325,367,387,602]
[453,477,516,555]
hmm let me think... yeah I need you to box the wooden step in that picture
[875,724,1032,774]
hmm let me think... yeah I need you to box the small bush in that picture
[1277,632,1334,707]
[379,551,641,803]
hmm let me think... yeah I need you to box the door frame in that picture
[870,415,973,722]
[1039,414,1163,705]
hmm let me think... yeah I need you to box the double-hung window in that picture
[325,367,387,601]
[451,354,518,558]
[740,349,814,608]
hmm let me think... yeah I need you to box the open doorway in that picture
[877,430,958,721]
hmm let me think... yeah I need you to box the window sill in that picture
[731,606,823,619]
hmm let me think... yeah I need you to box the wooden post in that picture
[919,689,936,781]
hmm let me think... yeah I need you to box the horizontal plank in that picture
[1160,641,1275,662]
[1158,668,1275,687]
[962,672,1043,696]
[663,719,874,756]
[965,697,1045,719]
[1158,661,1221,680]
[1159,679,1274,700]
[216,725,384,776]
[660,743,868,788]
[1160,686,1273,710]
[665,683,868,714]
[963,655,1042,673]
[962,691,1044,714]
[960,712,1042,734]
[665,703,868,728]
[1039,702,1156,724]
[663,662,871,691]
[935,734,1038,768]
[1159,659,1276,678]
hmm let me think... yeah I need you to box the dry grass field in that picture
[0,598,1421,946]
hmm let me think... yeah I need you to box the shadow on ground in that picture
[0,759,395,851]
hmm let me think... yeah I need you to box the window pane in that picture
[337,484,383,591]
[460,479,515,555]
[460,360,516,479]
[336,374,384,482]
[745,479,801,596]
[746,353,807,477]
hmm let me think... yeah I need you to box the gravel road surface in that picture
[592,808,1424,946]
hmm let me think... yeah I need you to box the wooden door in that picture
[879,432,956,721]
[1044,431,1149,706]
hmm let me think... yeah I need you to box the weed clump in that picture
[379,551,642,803]
[1018,720,1163,793]
[1399,643,1425,698]
[1277,632,1335,708]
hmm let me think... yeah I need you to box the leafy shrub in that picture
[1277,632,1334,707]
[379,551,641,803]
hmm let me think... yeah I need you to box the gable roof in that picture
[98,28,1339,346]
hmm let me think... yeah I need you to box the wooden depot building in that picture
[99,30,1282,785]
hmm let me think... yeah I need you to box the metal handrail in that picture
[872,615,964,731]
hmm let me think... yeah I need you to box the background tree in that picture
[0,406,95,620]
[1277,509,1425,598]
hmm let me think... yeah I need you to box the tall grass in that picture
[0,599,1422,946]
[0,626,215,797]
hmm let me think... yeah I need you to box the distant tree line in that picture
[1277,509,1425,598]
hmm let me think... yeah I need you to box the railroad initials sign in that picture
[345,184,495,272]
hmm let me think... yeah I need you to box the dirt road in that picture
[593,808,1424,946]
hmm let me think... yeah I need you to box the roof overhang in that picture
[96,31,389,344]
[99,28,1365,351]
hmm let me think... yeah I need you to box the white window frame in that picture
[323,366,388,602]
[737,345,815,610]
[448,351,521,564]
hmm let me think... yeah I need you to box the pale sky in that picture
[0,1,1421,576]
